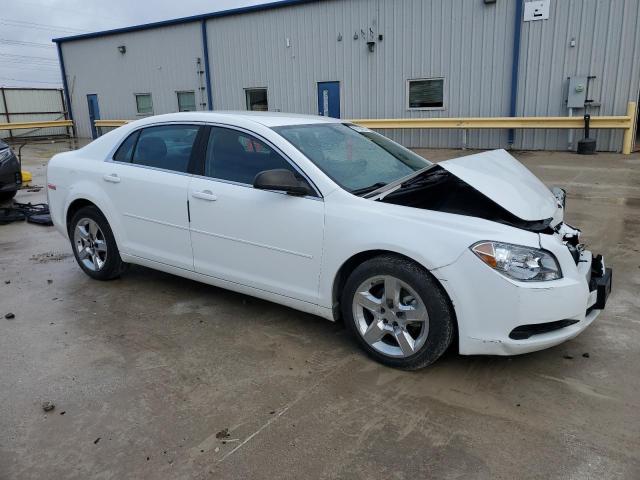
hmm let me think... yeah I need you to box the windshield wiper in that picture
[350,182,388,196]
[363,165,437,199]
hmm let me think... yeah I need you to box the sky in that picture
[0,0,278,88]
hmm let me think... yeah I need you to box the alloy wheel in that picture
[352,275,429,358]
[73,218,107,271]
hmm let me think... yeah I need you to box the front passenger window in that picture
[204,127,297,184]
[131,125,199,173]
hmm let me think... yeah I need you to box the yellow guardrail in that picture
[0,120,74,130]
[354,102,638,155]
[95,101,638,154]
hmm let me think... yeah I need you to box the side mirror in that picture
[253,169,311,196]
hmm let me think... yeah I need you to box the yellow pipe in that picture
[0,120,73,130]
[95,103,637,154]
[351,116,631,130]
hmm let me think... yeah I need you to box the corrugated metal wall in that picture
[61,0,640,151]
[206,0,516,149]
[0,88,67,139]
[61,22,205,138]
[516,0,640,151]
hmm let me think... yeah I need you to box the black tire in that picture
[68,205,126,280]
[0,190,17,202]
[341,254,454,370]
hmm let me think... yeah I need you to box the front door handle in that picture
[192,190,218,201]
[103,173,120,183]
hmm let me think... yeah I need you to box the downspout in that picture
[200,20,214,110]
[508,0,523,147]
[56,41,75,136]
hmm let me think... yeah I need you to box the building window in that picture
[135,93,153,115]
[245,88,268,111]
[177,91,196,112]
[407,78,445,110]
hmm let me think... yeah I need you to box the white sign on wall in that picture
[523,0,550,22]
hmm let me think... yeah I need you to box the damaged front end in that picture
[373,148,612,311]
[378,165,556,233]
[372,149,562,234]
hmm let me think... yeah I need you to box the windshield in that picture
[273,123,431,194]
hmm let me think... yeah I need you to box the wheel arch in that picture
[64,195,124,252]
[331,249,457,326]
[66,198,98,232]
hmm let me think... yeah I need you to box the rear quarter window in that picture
[113,130,140,163]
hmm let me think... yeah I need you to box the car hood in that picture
[378,149,562,232]
[438,149,558,222]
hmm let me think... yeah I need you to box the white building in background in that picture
[55,0,640,151]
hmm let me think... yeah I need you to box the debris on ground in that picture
[582,352,590,358]
[42,401,55,412]
[60,411,66,415]
[94,437,101,445]
[215,428,230,439]
[5,312,15,319]
[563,354,574,360]
[30,252,72,263]
[0,202,53,226]
[47,279,53,284]
[4,280,10,284]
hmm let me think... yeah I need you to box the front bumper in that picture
[435,241,611,356]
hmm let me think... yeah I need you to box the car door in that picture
[189,126,325,304]
[103,123,202,270]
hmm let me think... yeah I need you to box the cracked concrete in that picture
[1,140,639,479]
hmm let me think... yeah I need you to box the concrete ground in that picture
[1,140,639,479]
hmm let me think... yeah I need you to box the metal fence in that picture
[0,87,71,139]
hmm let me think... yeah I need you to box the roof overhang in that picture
[53,0,322,44]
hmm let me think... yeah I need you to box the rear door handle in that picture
[192,190,217,201]
[103,173,120,183]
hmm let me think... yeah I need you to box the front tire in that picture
[68,206,125,280]
[342,255,454,370]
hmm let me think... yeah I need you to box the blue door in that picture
[86,94,101,139]
[317,81,340,118]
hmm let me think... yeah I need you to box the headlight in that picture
[0,147,13,164]
[471,241,562,281]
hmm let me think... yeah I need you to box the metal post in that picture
[1,88,13,139]
[622,101,637,155]
[508,0,523,147]
[58,88,70,138]
[567,107,573,150]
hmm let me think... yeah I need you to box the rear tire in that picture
[342,254,454,370]
[0,190,17,202]
[68,206,126,280]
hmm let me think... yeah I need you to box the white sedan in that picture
[46,112,612,369]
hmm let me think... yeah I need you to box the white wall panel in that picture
[61,23,204,138]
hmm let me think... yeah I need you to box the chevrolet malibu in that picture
[46,112,612,369]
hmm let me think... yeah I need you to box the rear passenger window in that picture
[131,124,199,173]
[204,127,296,184]
[113,130,140,163]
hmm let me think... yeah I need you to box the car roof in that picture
[134,111,344,128]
